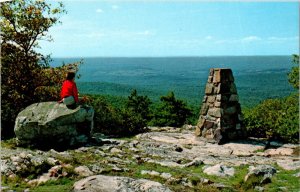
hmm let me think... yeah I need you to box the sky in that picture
[39,1,299,57]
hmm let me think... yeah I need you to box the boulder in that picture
[244,165,276,185]
[74,166,93,177]
[72,175,172,192]
[14,102,94,148]
[203,164,235,177]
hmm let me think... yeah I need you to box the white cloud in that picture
[268,36,299,41]
[112,5,119,10]
[136,30,155,36]
[241,36,261,42]
[205,36,213,40]
[96,9,103,13]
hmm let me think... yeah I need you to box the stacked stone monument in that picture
[195,68,246,144]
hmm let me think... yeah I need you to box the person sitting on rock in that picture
[59,69,80,109]
[59,69,95,138]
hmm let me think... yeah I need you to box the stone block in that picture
[221,95,229,102]
[204,120,214,129]
[202,95,207,103]
[206,116,217,122]
[205,129,214,139]
[215,101,221,107]
[216,94,221,101]
[207,96,216,103]
[195,126,201,136]
[201,128,207,137]
[220,84,231,94]
[205,83,214,94]
[213,128,222,143]
[230,83,237,93]
[220,69,234,83]
[208,76,213,83]
[227,132,237,140]
[200,104,209,115]
[224,106,236,115]
[197,117,205,128]
[209,68,214,76]
[208,108,223,118]
[216,83,221,94]
[213,69,221,83]
[229,94,239,102]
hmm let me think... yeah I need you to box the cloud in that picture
[267,36,299,41]
[205,36,213,40]
[112,5,119,10]
[241,36,261,42]
[136,30,155,36]
[96,9,103,13]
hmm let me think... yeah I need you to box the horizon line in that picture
[50,54,295,59]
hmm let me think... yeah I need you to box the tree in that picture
[288,54,299,89]
[244,54,300,143]
[0,0,67,137]
[152,92,193,127]
[126,89,152,122]
[122,89,152,133]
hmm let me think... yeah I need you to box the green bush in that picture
[243,93,299,143]
[91,90,152,136]
[123,90,152,134]
[288,54,299,90]
[150,92,193,127]
[90,96,123,136]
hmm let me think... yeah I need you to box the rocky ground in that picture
[1,125,300,192]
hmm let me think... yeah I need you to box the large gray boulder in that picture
[14,102,94,148]
[72,175,172,192]
[244,165,277,185]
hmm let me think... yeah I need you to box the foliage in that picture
[150,92,193,127]
[243,93,299,143]
[91,90,151,136]
[288,54,299,89]
[0,0,83,137]
[243,55,299,144]
[90,95,123,136]
[123,90,152,133]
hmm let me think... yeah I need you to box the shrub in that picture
[243,54,299,144]
[243,93,299,143]
[151,92,193,127]
[90,96,123,136]
[91,90,152,136]
[124,89,152,133]
[288,54,299,90]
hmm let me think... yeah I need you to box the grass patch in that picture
[253,149,265,153]
[1,138,18,149]
[264,168,300,192]
[30,178,75,192]
[189,164,249,190]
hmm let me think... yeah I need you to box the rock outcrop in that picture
[244,165,277,185]
[196,68,246,144]
[72,175,172,192]
[203,164,235,177]
[14,102,94,148]
[2,126,299,191]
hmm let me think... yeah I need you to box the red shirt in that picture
[60,80,79,103]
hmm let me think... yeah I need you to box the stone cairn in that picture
[195,68,246,144]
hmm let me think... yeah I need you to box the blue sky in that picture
[40,1,299,57]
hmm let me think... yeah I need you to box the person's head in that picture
[66,72,76,81]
